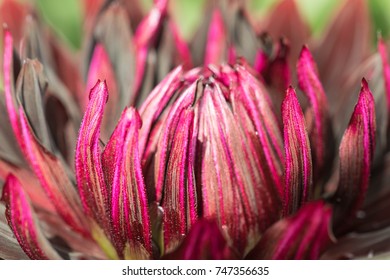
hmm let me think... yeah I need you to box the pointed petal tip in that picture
[88,79,109,103]
[361,77,369,89]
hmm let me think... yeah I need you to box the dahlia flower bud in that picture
[139,62,285,256]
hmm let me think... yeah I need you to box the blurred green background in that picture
[19,0,390,49]
[3,0,390,49]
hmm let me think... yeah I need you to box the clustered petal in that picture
[0,0,389,260]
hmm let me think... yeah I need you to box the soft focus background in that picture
[3,0,390,50]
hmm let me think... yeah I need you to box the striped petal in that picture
[236,65,284,196]
[297,46,334,183]
[1,175,61,259]
[103,108,152,259]
[161,107,197,254]
[75,80,110,233]
[333,79,376,224]
[282,87,313,216]
[247,201,333,260]
[152,81,199,253]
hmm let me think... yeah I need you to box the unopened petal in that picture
[282,87,313,215]
[333,79,376,225]
[75,80,110,233]
[103,108,152,259]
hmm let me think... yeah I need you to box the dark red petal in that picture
[75,80,110,233]
[297,46,334,183]
[103,108,152,259]
[282,87,313,215]
[164,219,236,260]
[1,175,61,259]
[19,109,89,237]
[333,79,376,223]
[247,201,334,260]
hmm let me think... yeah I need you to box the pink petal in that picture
[282,87,313,215]
[247,201,334,260]
[138,66,183,156]
[2,29,23,148]
[103,108,152,259]
[164,219,236,260]
[1,175,61,259]
[19,109,89,237]
[333,79,376,223]
[297,46,334,183]
[75,80,110,233]
[204,9,226,65]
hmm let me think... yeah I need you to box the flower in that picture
[0,0,390,260]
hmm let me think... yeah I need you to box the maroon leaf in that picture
[1,175,61,259]
[247,201,334,260]
[282,87,313,215]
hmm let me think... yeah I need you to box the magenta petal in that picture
[204,9,226,65]
[164,219,236,260]
[102,108,152,259]
[334,79,376,221]
[282,87,313,216]
[1,175,61,259]
[2,29,23,148]
[297,46,334,182]
[19,109,89,237]
[138,66,183,156]
[247,201,333,260]
[75,80,110,233]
